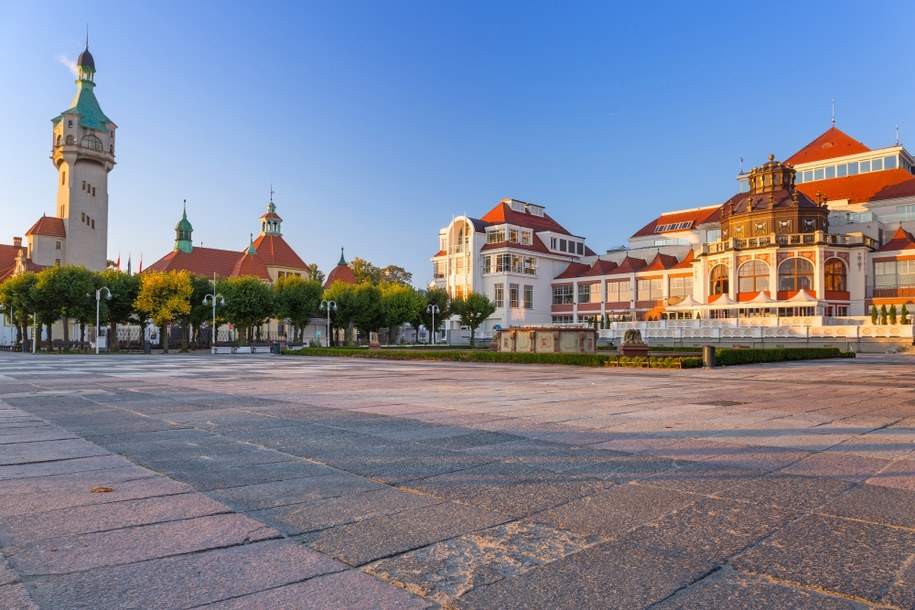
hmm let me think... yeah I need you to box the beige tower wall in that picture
[59,158,109,270]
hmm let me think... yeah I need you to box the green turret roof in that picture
[338,247,347,266]
[176,205,193,232]
[53,80,111,132]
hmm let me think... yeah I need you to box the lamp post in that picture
[320,300,336,347]
[426,303,440,346]
[95,287,112,355]
[0,304,11,349]
[203,291,225,354]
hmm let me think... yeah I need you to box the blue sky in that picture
[2,1,914,286]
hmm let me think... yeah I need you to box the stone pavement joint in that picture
[0,352,914,609]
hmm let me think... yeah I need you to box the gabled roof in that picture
[0,244,23,282]
[252,234,308,269]
[671,249,696,269]
[231,251,272,280]
[786,127,870,166]
[644,253,680,271]
[878,226,915,252]
[796,169,915,205]
[631,207,721,238]
[613,256,647,274]
[146,246,247,278]
[581,259,619,277]
[25,216,66,238]
[554,262,589,280]
[481,200,575,236]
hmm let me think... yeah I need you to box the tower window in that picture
[92,187,96,196]
[81,212,85,222]
[91,219,95,229]
[67,120,73,127]
[61,171,66,185]
[55,241,61,250]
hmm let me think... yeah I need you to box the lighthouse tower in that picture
[50,42,116,271]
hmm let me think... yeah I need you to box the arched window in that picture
[779,257,814,291]
[65,135,74,145]
[738,260,769,293]
[80,134,103,151]
[56,135,62,146]
[709,264,729,295]
[824,258,847,291]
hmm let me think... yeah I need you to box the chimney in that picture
[13,237,22,248]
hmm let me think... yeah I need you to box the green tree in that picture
[323,281,358,345]
[181,275,216,351]
[380,265,413,287]
[870,305,878,325]
[32,265,95,348]
[351,257,382,285]
[901,304,910,324]
[0,272,38,349]
[221,276,275,345]
[274,276,323,343]
[134,270,193,353]
[351,283,385,343]
[306,263,325,285]
[381,283,425,344]
[100,269,140,351]
[415,287,451,344]
[889,304,898,325]
[451,292,496,347]
[880,304,888,325]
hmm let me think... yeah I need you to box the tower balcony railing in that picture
[705,231,877,254]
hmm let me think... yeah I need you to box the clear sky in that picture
[3,1,915,286]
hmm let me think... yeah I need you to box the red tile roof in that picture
[631,207,721,238]
[554,262,589,280]
[431,249,446,258]
[324,263,357,288]
[644,253,680,271]
[581,259,619,277]
[25,216,66,238]
[0,244,23,282]
[672,249,696,269]
[879,226,915,252]
[613,256,647,274]
[146,246,248,278]
[259,212,282,220]
[231,251,272,280]
[252,234,308,269]
[796,169,915,205]
[786,127,871,166]
[481,200,576,236]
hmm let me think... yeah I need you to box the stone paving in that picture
[0,352,913,609]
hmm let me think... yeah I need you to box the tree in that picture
[902,304,910,325]
[0,272,38,349]
[415,287,451,343]
[380,265,413,287]
[381,284,425,344]
[134,270,193,353]
[100,269,140,351]
[452,292,496,347]
[880,304,888,325]
[871,305,879,325]
[323,281,358,345]
[274,276,323,343]
[306,263,325,285]
[32,265,96,348]
[183,275,216,351]
[351,257,382,285]
[220,276,275,345]
[889,304,898,325]
[351,283,385,343]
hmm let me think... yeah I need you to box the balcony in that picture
[705,231,877,254]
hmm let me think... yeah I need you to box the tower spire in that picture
[338,247,347,266]
[831,99,836,126]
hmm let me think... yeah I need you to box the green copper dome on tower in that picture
[174,201,193,253]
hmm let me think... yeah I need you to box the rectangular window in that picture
[487,229,505,244]
[637,278,663,301]
[578,283,593,303]
[91,219,95,229]
[814,168,824,181]
[55,259,61,266]
[860,160,871,173]
[552,285,574,305]
[523,256,537,275]
[837,163,847,177]
[871,158,883,172]
[577,242,584,255]
[523,285,533,309]
[509,228,519,243]
[885,155,897,170]
[509,283,519,308]
[559,238,567,252]
[606,280,631,303]
[803,170,813,182]
[874,261,896,288]
[434,261,446,278]
[552,315,574,324]
[482,256,491,274]
[669,275,693,298]
[510,255,522,273]
[55,241,61,250]
[454,257,464,273]
[494,283,504,308]
[81,212,85,222]
[550,237,556,249]
[825,166,835,179]
[521,231,532,245]
[899,260,915,287]
[847,162,859,176]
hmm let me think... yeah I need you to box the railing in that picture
[706,231,877,253]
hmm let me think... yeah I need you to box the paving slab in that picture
[8,513,280,576]
[25,539,345,610]
[715,473,854,511]
[0,454,132,481]
[0,583,38,609]
[307,501,509,566]
[454,540,714,610]
[0,438,109,466]
[818,483,915,528]
[733,513,915,603]
[205,471,385,511]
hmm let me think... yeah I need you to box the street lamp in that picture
[95,287,112,355]
[203,291,225,354]
[320,300,336,347]
[426,303,440,346]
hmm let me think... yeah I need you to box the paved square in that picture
[0,352,913,609]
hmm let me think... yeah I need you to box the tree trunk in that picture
[162,323,170,353]
[62,316,70,345]
[45,323,53,351]
[470,327,475,348]
[180,319,190,352]
[110,321,118,352]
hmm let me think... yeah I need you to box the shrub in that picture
[715,347,849,366]
[889,304,898,325]
[870,305,879,325]
[880,304,888,325]
[902,304,910,325]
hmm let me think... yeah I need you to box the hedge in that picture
[715,347,852,366]
[283,348,701,368]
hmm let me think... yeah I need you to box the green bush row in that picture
[715,346,852,365]
[284,348,700,368]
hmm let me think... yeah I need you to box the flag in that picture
[138,255,144,274]
[115,253,121,270]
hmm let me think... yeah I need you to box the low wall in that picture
[495,328,597,353]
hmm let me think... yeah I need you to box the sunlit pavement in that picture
[0,352,913,609]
